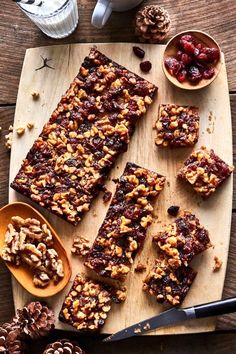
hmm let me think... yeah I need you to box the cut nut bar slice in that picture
[153,211,211,269]
[155,104,199,147]
[11,48,157,225]
[59,273,126,332]
[143,258,197,306]
[177,146,234,197]
[85,162,166,280]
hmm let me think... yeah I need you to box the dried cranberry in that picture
[180,34,195,43]
[164,57,182,76]
[201,47,220,62]
[133,46,145,59]
[176,50,183,60]
[193,48,200,57]
[197,53,208,61]
[167,205,180,217]
[182,41,195,55]
[181,53,192,65]
[177,69,187,83]
[203,67,215,79]
[140,61,152,72]
[187,66,202,83]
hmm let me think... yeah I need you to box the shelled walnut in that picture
[71,236,91,257]
[1,216,64,288]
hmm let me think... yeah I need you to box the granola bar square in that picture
[153,211,211,269]
[177,146,234,197]
[155,104,199,147]
[59,274,126,332]
[143,258,197,306]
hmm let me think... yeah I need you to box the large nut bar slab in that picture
[177,146,234,197]
[11,48,157,225]
[59,273,126,332]
[143,258,197,306]
[155,104,199,147]
[153,211,211,269]
[85,162,166,280]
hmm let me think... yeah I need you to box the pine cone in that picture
[0,322,24,354]
[13,302,55,340]
[43,339,85,354]
[135,5,171,43]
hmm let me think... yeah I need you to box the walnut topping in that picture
[11,48,157,226]
[178,146,234,197]
[143,258,197,306]
[153,211,211,268]
[71,236,91,257]
[4,132,13,150]
[1,216,64,288]
[59,274,126,332]
[213,256,223,271]
[155,104,199,147]
[85,162,165,280]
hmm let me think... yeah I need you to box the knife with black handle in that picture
[103,297,236,342]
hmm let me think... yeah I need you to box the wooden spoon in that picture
[162,30,223,90]
[0,202,72,298]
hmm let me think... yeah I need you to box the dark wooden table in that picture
[0,0,236,352]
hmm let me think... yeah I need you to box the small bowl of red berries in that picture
[163,30,222,90]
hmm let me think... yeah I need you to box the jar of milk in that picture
[17,0,79,39]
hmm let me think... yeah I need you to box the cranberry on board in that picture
[140,61,152,72]
[133,46,145,59]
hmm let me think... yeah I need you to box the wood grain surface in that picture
[0,0,235,352]
[8,43,233,335]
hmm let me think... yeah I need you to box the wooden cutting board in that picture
[9,43,233,335]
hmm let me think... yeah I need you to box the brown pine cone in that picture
[0,322,24,354]
[13,301,55,340]
[43,339,85,354]
[135,5,171,43]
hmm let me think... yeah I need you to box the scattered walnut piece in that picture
[213,256,223,271]
[27,122,34,130]
[71,236,91,257]
[134,263,147,273]
[32,91,40,100]
[16,127,25,136]
[1,216,64,288]
[4,132,13,150]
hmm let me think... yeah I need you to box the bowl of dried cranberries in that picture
[163,30,222,90]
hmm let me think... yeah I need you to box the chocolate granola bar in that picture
[84,162,166,280]
[59,274,126,332]
[143,258,197,306]
[155,104,199,147]
[153,211,211,269]
[11,48,157,225]
[177,146,234,197]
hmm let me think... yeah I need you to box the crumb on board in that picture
[4,132,13,150]
[143,322,151,331]
[134,263,147,273]
[27,122,34,130]
[32,91,40,100]
[9,125,13,132]
[16,127,25,136]
[134,327,142,334]
[103,189,112,203]
[213,256,223,271]
[92,211,97,217]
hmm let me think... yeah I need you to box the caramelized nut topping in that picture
[85,162,165,280]
[153,211,211,268]
[143,258,197,306]
[59,273,126,332]
[155,104,199,147]
[178,146,234,197]
[11,48,157,225]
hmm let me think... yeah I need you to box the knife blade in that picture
[103,297,236,342]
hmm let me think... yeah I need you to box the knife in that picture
[103,297,236,342]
